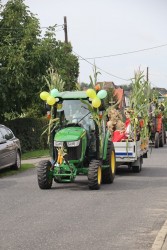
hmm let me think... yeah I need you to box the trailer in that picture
[113,140,149,173]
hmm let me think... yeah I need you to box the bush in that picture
[5,117,49,153]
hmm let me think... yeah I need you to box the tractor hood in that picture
[54,127,86,142]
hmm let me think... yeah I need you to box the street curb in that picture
[151,219,167,250]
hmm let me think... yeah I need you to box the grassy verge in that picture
[22,149,50,160]
[0,164,35,178]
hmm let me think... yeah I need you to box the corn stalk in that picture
[129,69,151,142]
[41,67,65,144]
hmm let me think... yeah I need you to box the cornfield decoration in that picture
[128,69,151,145]
[41,67,65,144]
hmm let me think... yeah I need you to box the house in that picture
[96,81,126,109]
[152,87,167,96]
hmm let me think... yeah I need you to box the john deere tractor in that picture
[37,91,116,190]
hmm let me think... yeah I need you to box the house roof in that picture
[96,81,116,89]
[153,87,167,96]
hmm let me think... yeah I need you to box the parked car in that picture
[0,124,21,170]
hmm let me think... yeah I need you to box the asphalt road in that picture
[1,145,167,250]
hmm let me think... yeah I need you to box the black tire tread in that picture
[102,141,116,184]
[155,132,159,148]
[88,160,101,190]
[37,160,53,189]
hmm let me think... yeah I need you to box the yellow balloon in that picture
[40,91,50,101]
[86,89,96,99]
[92,97,101,108]
[47,96,56,105]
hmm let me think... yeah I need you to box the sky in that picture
[2,0,167,88]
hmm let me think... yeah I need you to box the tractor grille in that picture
[66,143,82,160]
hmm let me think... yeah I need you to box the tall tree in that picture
[0,0,41,121]
[39,26,79,91]
[0,0,79,122]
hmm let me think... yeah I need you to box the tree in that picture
[39,27,79,91]
[0,0,79,122]
[0,0,41,121]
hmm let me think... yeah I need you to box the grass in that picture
[0,149,50,178]
[0,164,35,178]
[21,149,50,160]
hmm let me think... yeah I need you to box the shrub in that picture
[5,118,49,153]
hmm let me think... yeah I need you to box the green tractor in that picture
[37,91,116,190]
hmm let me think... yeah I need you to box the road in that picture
[0,145,167,250]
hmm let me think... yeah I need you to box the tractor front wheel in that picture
[102,141,116,184]
[37,160,53,189]
[88,160,102,190]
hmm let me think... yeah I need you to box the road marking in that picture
[151,219,167,250]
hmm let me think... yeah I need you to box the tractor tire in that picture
[159,125,164,147]
[102,141,116,184]
[155,132,159,148]
[88,159,102,190]
[37,160,53,189]
[164,129,167,144]
[132,157,142,173]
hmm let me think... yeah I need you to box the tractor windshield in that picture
[58,99,95,131]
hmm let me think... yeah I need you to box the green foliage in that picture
[0,0,41,121]
[129,69,151,140]
[0,0,79,121]
[5,117,49,153]
[39,28,79,91]
[121,83,133,91]
[22,149,49,159]
[43,66,65,92]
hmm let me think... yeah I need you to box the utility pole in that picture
[146,67,149,82]
[64,16,68,43]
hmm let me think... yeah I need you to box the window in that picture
[0,126,14,140]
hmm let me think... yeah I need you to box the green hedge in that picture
[5,117,49,153]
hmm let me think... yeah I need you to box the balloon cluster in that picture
[86,88,107,108]
[40,89,59,105]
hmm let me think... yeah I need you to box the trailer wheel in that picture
[155,132,159,148]
[37,160,53,189]
[132,157,142,173]
[88,160,102,190]
[102,141,116,184]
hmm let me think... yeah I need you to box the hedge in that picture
[5,117,49,153]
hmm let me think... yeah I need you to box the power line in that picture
[81,43,167,60]
[73,51,130,82]
[0,24,64,30]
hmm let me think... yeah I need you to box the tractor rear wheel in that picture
[155,132,159,148]
[159,124,165,147]
[164,129,167,144]
[37,160,53,189]
[88,160,102,190]
[102,141,116,184]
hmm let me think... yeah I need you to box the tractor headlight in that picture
[54,141,63,147]
[67,140,80,147]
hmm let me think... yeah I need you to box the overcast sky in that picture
[2,0,167,88]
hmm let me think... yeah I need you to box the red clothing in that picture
[112,118,130,142]
[112,130,127,142]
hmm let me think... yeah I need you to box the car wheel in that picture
[11,151,21,170]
